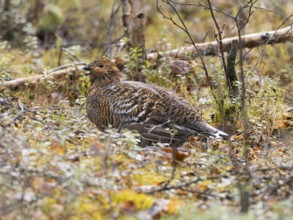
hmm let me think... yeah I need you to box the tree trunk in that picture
[129,0,145,53]
[226,40,239,98]
[121,0,130,42]
[0,0,12,40]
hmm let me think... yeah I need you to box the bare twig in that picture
[233,1,257,213]
[144,177,200,194]
[142,174,229,194]
[206,0,228,85]
[107,1,121,57]
[58,47,81,66]
[156,0,216,98]
[253,15,293,72]
[236,1,256,143]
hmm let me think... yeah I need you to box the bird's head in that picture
[83,56,121,85]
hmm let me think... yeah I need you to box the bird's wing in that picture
[145,83,230,139]
[104,82,190,143]
[104,81,228,142]
[105,83,164,125]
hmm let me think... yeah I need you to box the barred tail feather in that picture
[203,123,230,140]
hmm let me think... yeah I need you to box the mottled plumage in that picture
[84,56,229,146]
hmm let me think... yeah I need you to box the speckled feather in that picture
[84,56,229,146]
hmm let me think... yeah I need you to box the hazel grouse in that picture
[84,56,229,147]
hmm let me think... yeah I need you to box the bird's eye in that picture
[98,64,104,68]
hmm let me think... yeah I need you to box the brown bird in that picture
[84,56,229,147]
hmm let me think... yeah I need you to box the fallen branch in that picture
[141,174,227,194]
[0,62,86,90]
[147,25,293,60]
[1,26,292,89]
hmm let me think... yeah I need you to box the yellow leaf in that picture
[226,165,233,171]
[196,180,211,191]
[112,189,154,210]
[70,197,104,220]
[167,199,184,214]
[133,171,166,186]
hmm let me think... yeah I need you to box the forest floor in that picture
[0,47,293,219]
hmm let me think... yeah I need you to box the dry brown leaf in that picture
[162,147,190,162]
[119,200,138,214]
[210,167,222,175]
[50,140,66,155]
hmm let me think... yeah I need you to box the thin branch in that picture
[253,6,289,19]
[156,0,216,98]
[58,47,81,66]
[144,177,201,194]
[253,15,293,72]
[235,0,255,165]
[107,1,122,57]
[142,174,228,194]
[206,0,229,88]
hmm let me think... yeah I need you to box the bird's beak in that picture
[83,65,91,71]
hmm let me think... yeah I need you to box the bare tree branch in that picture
[107,1,122,57]
[206,0,228,85]
[156,0,215,97]
[147,25,293,60]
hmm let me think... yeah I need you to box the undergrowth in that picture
[0,35,292,219]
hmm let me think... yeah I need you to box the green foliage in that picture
[0,56,11,81]
[77,75,91,97]
[146,56,174,88]
[247,77,285,136]
[124,47,145,80]
[38,4,64,32]
[213,89,240,123]
[145,39,176,88]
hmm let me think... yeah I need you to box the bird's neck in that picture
[90,73,120,88]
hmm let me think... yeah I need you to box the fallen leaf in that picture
[167,199,184,214]
[119,200,137,214]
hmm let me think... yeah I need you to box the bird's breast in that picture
[86,90,114,131]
